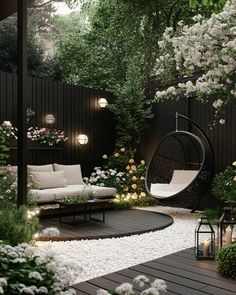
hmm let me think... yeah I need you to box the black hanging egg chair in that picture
[145,113,214,212]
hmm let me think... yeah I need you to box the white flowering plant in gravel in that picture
[154,0,236,123]
[96,275,167,295]
[0,243,76,295]
[40,227,61,238]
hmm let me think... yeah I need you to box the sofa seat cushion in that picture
[31,184,117,203]
[91,185,117,198]
[53,185,86,200]
[31,189,55,203]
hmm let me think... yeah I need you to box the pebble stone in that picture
[35,206,201,285]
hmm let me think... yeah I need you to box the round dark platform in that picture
[38,209,173,241]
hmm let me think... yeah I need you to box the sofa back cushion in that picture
[28,164,54,173]
[30,171,66,189]
[53,163,84,185]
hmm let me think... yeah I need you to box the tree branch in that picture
[32,0,63,8]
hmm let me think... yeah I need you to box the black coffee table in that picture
[58,199,109,225]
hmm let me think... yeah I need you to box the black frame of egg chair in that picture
[145,112,214,212]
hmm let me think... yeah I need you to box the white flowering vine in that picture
[154,0,236,122]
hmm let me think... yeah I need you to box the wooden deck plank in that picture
[201,285,236,295]
[73,248,236,295]
[73,282,100,294]
[141,261,236,291]
[153,257,224,280]
[130,264,208,290]
[39,209,173,241]
[117,268,205,295]
[165,253,217,271]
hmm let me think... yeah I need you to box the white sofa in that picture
[150,170,198,198]
[5,164,117,204]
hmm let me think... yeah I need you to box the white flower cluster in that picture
[40,227,60,238]
[154,0,236,115]
[27,127,68,146]
[84,167,125,187]
[0,123,17,140]
[0,243,76,295]
[96,275,167,295]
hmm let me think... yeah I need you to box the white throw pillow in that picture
[53,164,84,185]
[30,171,67,189]
[27,164,54,173]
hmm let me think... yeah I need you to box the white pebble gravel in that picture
[35,206,201,285]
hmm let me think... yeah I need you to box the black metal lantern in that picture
[218,202,236,249]
[195,217,215,259]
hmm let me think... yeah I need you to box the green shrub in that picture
[216,243,236,279]
[203,208,221,221]
[212,165,236,201]
[112,194,157,210]
[0,168,35,204]
[132,195,157,207]
[0,133,9,165]
[85,147,147,197]
[0,201,39,245]
[112,199,133,210]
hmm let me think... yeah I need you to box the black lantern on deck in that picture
[195,217,215,259]
[218,202,236,249]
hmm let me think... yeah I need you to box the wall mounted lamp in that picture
[98,98,108,108]
[45,114,55,124]
[77,134,88,145]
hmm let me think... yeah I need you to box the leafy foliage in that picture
[0,201,39,246]
[27,127,68,146]
[0,169,17,203]
[109,59,153,153]
[62,194,88,204]
[0,168,35,204]
[54,0,215,155]
[86,147,152,207]
[217,243,236,279]
[0,243,75,294]
[212,165,236,201]
[153,1,236,123]
[190,0,227,11]
[0,14,55,78]
[203,208,221,220]
[0,134,9,166]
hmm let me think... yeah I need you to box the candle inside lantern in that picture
[203,239,210,256]
[225,226,232,246]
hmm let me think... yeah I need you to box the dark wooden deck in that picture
[73,247,236,295]
[39,209,173,241]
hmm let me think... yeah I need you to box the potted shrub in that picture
[216,243,236,279]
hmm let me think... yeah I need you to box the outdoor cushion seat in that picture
[150,184,186,198]
[150,170,198,198]
[31,188,56,203]
[89,185,117,198]
[31,184,117,203]
[4,164,117,203]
